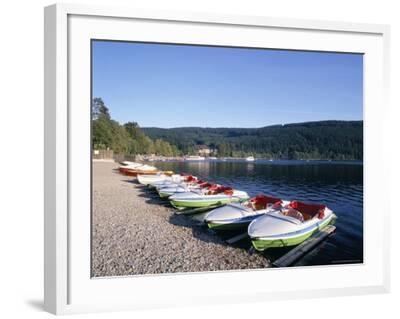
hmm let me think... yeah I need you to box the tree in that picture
[288,146,296,160]
[217,143,232,157]
[92,98,110,120]
[92,115,113,149]
[109,120,131,153]
[124,121,141,139]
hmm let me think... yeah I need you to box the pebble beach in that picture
[92,161,268,277]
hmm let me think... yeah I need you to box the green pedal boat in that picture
[169,185,249,210]
[248,201,335,251]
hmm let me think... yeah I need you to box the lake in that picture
[152,159,363,266]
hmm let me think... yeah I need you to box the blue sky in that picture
[92,40,363,128]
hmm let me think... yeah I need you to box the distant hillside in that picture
[142,121,363,160]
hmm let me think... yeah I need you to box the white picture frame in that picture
[44,3,390,315]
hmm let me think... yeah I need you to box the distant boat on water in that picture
[245,156,255,162]
[185,155,205,161]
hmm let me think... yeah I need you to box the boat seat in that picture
[250,194,283,210]
[253,202,266,211]
[281,208,304,222]
[207,185,233,195]
[289,201,326,220]
[302,213,313,221]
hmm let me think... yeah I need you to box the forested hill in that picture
[142,121,363,160]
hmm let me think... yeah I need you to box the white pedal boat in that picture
[137,172,178,185]
[152,175,198,190]
[158,181,211,198]
[119,161,142,167]
[248,201,335,251]
[204,195,290,230]
[118,162,144,173]
[119,164,158,176]
[169,185,250,210]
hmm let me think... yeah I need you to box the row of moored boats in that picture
[118,161,336,252]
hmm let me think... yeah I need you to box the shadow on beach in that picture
[121,179,172,206]
[137,190,173,207]
[121,178,139,184]
[168,212,253,250]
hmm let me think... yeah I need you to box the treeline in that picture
[142,121,363,160]
[92,97,363,160]
[92,98,179,156]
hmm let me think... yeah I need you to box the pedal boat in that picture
[150,175,198,190]
[119,161,142,167]
[137,172,176,185]
[118,162,143,174]
[157,181,210,198]
[248,201,335,251]
[120,164,158,176]
[169,184,250,210]
[204,195,290,230]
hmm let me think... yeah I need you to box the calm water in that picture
[153,159,363,266]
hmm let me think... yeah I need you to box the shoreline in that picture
[94,158,363,165]
[92,161,268,277]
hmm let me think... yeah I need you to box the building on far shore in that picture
[196,145,217,157]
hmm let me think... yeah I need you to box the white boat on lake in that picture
[245,156,255,161]
[185,155,205,161]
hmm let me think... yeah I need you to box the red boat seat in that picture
[251,194,282,210]
[185,175,196,182]
[199,182,212,188]
[289,201,326,220]
[207,185,233,195]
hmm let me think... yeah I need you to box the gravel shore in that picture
[92,161,269,277]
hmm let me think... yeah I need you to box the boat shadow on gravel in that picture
[137,192,172,207]
[121,179,139,184]
[121,180,172,206]
[168,213,253,250]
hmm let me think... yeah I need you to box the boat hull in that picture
[123,170,158,177]
[207,219,253,230]
[205,198,290,231]
[206,206,265,230]
[250,214,334,251]
[157,186,199,198]
[170,196,246,209]
[153,180,180,190]
[137,175,167,185]
[159,191,173,198]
